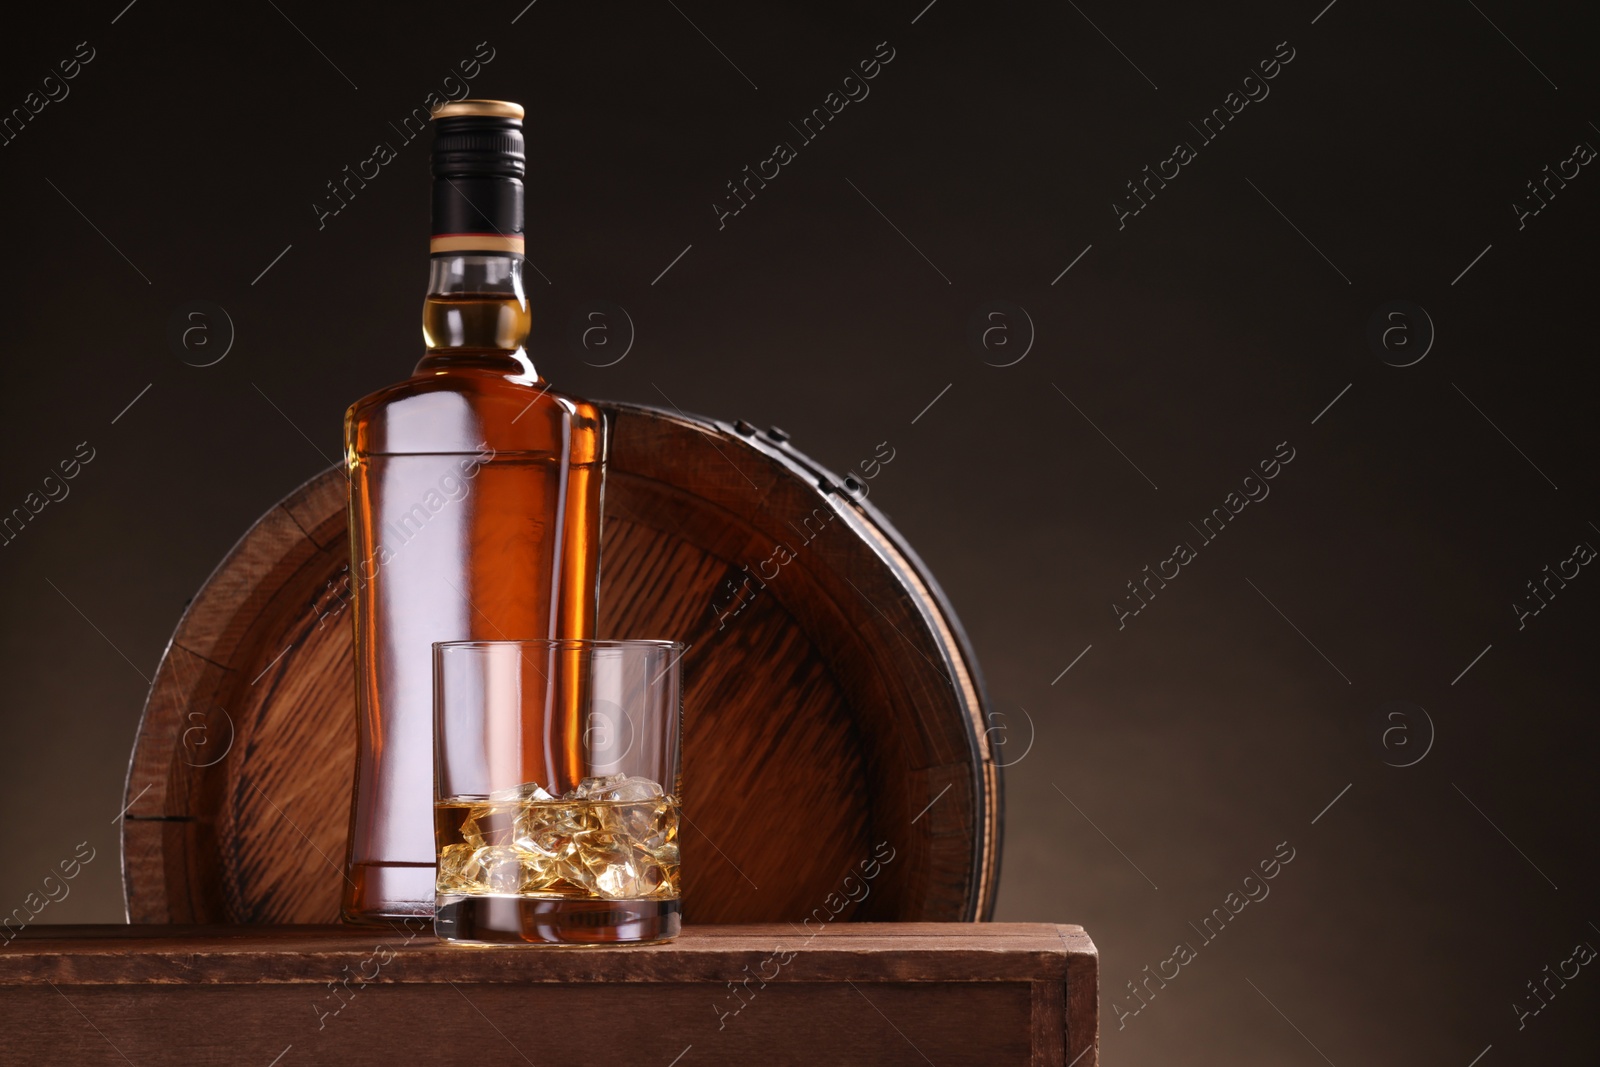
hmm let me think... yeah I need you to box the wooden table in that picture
[0,923,1096,1065]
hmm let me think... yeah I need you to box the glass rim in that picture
[433,638,684,653]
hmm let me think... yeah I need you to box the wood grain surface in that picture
[1,924,1097,1066]
[123,404,1001,928]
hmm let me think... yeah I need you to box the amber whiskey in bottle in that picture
[341,100,605,921]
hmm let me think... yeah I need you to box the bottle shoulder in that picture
[347,365,588,456]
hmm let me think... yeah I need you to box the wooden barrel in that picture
[122,402,1000,925]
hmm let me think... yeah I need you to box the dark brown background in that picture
[2,0,1596,1063]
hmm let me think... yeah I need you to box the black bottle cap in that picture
[429,100,525,254]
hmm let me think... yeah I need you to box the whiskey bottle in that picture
[341,100,605,921]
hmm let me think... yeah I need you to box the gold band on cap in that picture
[432,100,524,121]
[430,234,526,255]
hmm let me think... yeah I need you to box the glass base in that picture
[435,895,682,945]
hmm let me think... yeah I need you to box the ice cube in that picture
[558,826,682,899]
[633,857,670,896]
[513,800,580,858]
[436,844,524,894]
[516,847,565,894]
[558,829,653,898]
[488,781,554,802]
[436,843,478,894]
[637,832,681,897]
[604,776,666,803]
[568,774,665,802]
[600,796,676,850]
[457,804,514,849]
[566,774,626,800]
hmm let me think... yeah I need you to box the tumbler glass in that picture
[432,639,683,945]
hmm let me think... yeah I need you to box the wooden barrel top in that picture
[122,402,1000,924]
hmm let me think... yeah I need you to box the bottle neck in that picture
[421,254,536,377]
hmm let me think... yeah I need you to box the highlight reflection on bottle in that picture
[341,100,604,922]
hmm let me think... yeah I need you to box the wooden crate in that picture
[0,922,1096,1065]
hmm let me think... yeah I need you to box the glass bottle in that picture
[340,100,604,921]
